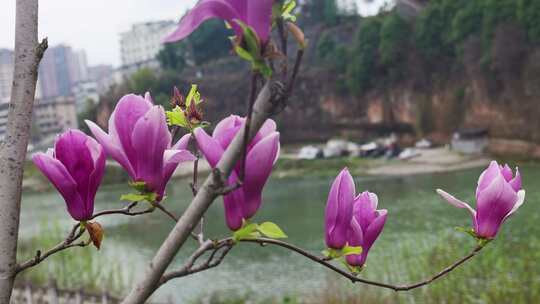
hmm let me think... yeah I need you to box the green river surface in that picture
[16,163,540,303]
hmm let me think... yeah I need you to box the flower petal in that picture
[358,209,388,266]
[54,130,94,198]
[131,106,171,193]
[32,153,86,221]
[172,133,191,151]
[509,168,522,192]
[476,161,500,199]
[164,0,241,42]
[242,132,280,219]
[113,94,153,167]
[500,164,513,182]
[246,0,274,42]
[325,168,355,249]
[436,189,478,230]
[161,149,197,195]
[476,174,518,238]
[213,115,243,149]
[223,173,245,231]
[503,190,526,222]
[86,120,135,178]
[250,118,277,148]
[345,218,364,266]
[354,191,378,232]
[194,127,224,168]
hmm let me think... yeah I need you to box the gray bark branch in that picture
[121,81,283,303]
[0,0,46,301]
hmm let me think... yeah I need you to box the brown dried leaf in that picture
[86,221,104,250]
[287,22,306,49]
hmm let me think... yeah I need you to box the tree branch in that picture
[121,81,285,304]
[158,237,484,293]
[0,0,45,300]
[15,201,167,274]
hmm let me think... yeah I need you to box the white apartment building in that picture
[0,49,14,104]
[33,96,78,139]
[72,80,100,112]
[120,21,176,67]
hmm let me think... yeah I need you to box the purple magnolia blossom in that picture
[437,161,525,239]
[164,0,274,43]
[33,130,106,221]
[85,93,196,199]
[194,115,280,230]
[325,168,355,249]
[346,191,388,267]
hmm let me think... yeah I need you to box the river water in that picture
[18,164,540,303]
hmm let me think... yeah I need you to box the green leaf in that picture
[257,222,287,239]
[455,226,477,239]
[322,248,342,259]
[185,84,201,107]
[120,192,158,203]
[128,181,147,192]
[120,193,148,202]
[234,46,255,62]
[282,0,297,21]
[254,60,273,78]
[166,107,189,128]
[233,223,259,241]
[342,245,362,256]
[235,21,261,56]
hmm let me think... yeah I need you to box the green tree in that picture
[517,0,540,43]
[379,13,410,66]
[346,17,382,95]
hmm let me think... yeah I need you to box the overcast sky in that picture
[0,0,390,67]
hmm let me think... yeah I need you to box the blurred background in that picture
[3,0,540,303]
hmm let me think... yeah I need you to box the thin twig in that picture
[239,73,259,182]
[286,49,304,96]
[276,17,288,78]
[240,238,484,291]
[158,236,484,293]
[90,202,153,219]
[16,202,161,273]
[159,239,234,285]
[153,203,179,222]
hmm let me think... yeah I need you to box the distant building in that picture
[0,103,9,136]
[33,96,78,139]
[451,129,489,154]
[72,81,99,112]
[0,49,14,104]
[88,64,114,93]
[119,21,176,67]
[38,45,89,98]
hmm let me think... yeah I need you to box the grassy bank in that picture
[273,157,388,178]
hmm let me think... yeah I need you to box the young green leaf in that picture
[128,181,147,192]
[257,222,287,239]
[234,46,255,62]
[455,226,477,239]
[233,223,259,241]
[120,192,157,203]
[185,84,201,107]
[120,193,148,202]
[282,0,297,22]
[342,245,362,256]
[166,107,189,128]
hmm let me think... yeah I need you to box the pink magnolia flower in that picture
[85,93,196,199]
[194,115,280,230]
[33,130,105,221]
[346,191,387,267]
[325,168,355,249]
[164,0,274,43]
[437,161,525,239]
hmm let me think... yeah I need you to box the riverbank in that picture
[274,147,491,177]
